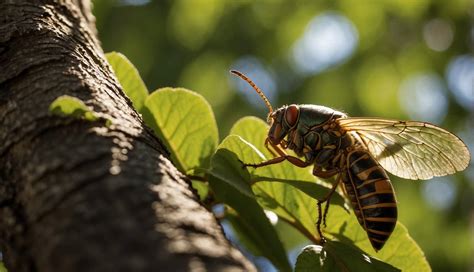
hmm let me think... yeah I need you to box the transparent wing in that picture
[337,118,471,180]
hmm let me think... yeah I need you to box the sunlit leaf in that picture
[274,219,309,252]
[143,88,218,173]
[190,180,209,201]
[0,261,6,272]
[253,181,320,240]
[295,243,400,272]
[49,95,98,121]
[325,206,431,272]
[229,117,271,153]
[105,52,148,111]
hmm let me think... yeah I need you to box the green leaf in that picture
[105,52,148,111]
[295,245,322,271]
[274,219,309,251]
[295,243,400,272]
[229,116,271,153]
[225,208,266,256]
[143,88,218,173]
[190,180,209,201]
[0,261,6,272]
[325,206,431,272]
[49,95,98,121]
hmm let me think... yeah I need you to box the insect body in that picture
[231,70,471,251]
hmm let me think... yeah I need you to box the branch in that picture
[0,1,255,271]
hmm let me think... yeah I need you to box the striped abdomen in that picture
[342,150,397,251]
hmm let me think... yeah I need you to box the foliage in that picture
[48,95,112,128]
[103,52,432,271]
[49,95,99,121]
[143,87,218,173]
[106,52,149,111]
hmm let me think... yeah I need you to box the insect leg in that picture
[323,173,343,227]
[243,156,287,168]
[243,155,312,168]
[269,141,312,167]
[313,167,339,179]
[244,138,311,168]
[264,138,279,157]
[316,172,342,240]
[267,139,288,157]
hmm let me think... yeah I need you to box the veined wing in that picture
[337,118,471,180]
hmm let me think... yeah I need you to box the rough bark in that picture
[0,1,255,271]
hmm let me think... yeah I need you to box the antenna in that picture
[230,70,274,114]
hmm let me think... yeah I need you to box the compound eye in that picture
[285,104,299,127]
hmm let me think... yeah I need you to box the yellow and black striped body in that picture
[342,149,397,251]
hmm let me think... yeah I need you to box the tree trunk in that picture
[0,1,255,271]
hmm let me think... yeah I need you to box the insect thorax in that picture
[283,105,351,169]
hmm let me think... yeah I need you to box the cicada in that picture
[231,70,471,251]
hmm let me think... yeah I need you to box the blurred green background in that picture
[93,1,473,271]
